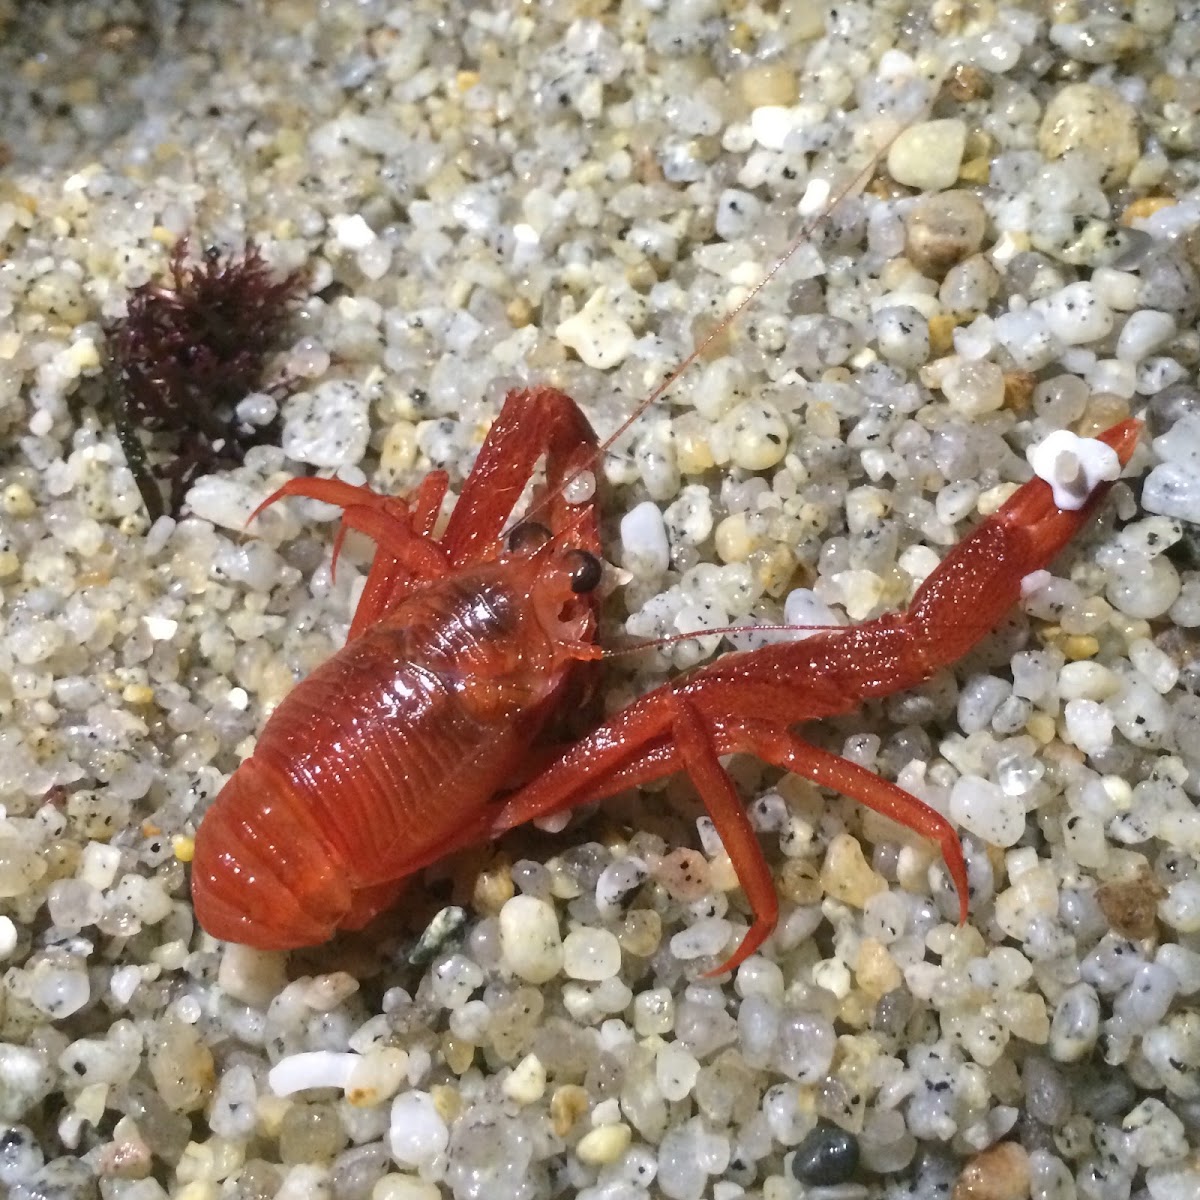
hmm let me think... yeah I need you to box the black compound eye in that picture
[566,549,602,594]
[507,521,551,554]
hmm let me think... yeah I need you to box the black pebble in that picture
[791,1120,860,1187]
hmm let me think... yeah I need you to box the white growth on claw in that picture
[1027,430,1121,511]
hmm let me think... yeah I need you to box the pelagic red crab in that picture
[189,128,1142,974]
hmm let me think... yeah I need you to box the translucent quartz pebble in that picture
[950,775,1025,846]
[1123,1098,1188,1168]
[874,306,930,368]
[1144,410,1200,521]
[942,359,1005,416]
[670,917,732,961]
[1145,1160,1200,1200]
[596,857,649,913]
[26,958,90,1019]
[656,1117,730,1200]
[1114,963,1179,1031]
[993,309,1061,371]
[1049,983,1101,1061]
[0,1124,43,1186]
[1063,699,1115,755]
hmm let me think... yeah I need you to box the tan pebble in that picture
[1122,195,1175,225]
[820,835,887,908]
[502,1053,547,1105]
[888,119,967,191]
[927,312,959,355]
[751,543,797,597]
[657,848,711,901]
[953,1140,1031,1200]
[379,422,418,478]
[472,855,514,915]
[856,938,903,999]
[255,1094,290,1138]
[715,512,762,563]
[739,63,797,107]
[1003,371,1037,414]
[1062,635,1099,661]
[1078,393,1130,438]
[441,1034,475,1076]
[958,155,991,185]
[373,1176,442,1200]
[1026,712,1056,745]
[618,909,662,957]
[1000,992,1050,1044]
[430,1084,462,1124]
[575,1122,633,1166]
[1096,866,1165,940]
[506,296,533,327]
[3,484,36,517]
[551,1084,591,1137]
[675,426,715,474]
[708,852,740,892]
[904,190,988,276]
[838,990,874,1029]
[941,64,992,103]
[777,858,823,906]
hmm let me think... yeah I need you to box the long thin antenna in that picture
[514,116,912,533]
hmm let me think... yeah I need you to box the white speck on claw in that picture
[1027,430,1121,511]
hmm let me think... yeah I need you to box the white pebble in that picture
[556,288,636,370]
[281,381,371,469]
[656,1042,700,1101]
[388,1091,449,1167]
[0,916,18,959]
[498,895,562,983]
[670,917,733,961]
[1063,699,1116,756]
[621,501,670,577]
[562,928,622,980]
[331,213,376,250]
[501,1053,547,1104]
[887,119,966,190]
[1039,282,1114,345]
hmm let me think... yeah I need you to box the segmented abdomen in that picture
[192,577,553,949]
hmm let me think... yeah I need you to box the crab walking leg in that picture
[243,387,601,635]
[493,419,1143,966]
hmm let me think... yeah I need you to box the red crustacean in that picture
[190,138,1143,971]
[191,410,1140,966]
